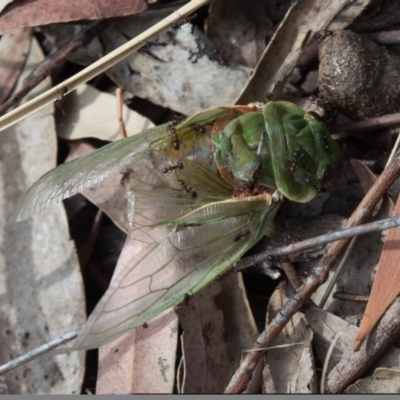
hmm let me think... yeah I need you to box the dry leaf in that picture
[96,308,178,394]
[262,364,276,393]
[95,233,179,394]
[0,0,148,35]
[58,84,154,141]
[0,38,85,394]
[176,281,230,393]
[206,0,272,68]
[215,272,259,377]
[236,0,351,103]
[305,307,354,373]
[0,0,14,13]
[354,194,400,350]
[306,306,400,392]
[0,29,31,104]
[266,284,317,393]
[345,368,400,393]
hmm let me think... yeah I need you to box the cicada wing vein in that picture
[65,195,278,350]
[14,124,170,221]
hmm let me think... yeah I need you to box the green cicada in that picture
[15,101,341,350]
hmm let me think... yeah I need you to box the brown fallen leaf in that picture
[58,84,154,142]
[345,368,400,394]
[0,0,148,35]
[354,193,400,351]
[176,281,230,393]
[0,28,31,104]
[265,283,317,393]
[306,303,400,393]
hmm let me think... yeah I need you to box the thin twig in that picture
[0,329,79,375]
[235,214,400,271]
[329,112,400,137]
[321,332,341,393]
[280,261,302,290]
[225,152,400,393]
[332,291,369,302]
[116,87,128,138]
[0,19,113,116]
[0,0,210,132]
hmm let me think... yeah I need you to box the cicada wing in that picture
[82,143,234,237]
[14,124,170,221]
[65,195,278,350]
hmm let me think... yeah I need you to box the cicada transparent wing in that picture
[14,106,244,222]
[14,124,170,221]
[67,194,278,350]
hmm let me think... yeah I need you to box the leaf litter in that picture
[2,0,400,395]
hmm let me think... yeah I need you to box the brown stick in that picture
[224,152,400,393]
[0,19,113,116]
[329,112,400,137]
[116,87,128,138]
[324,297,400,393]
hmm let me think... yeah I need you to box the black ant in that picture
[233,230,250,242]
[208,49,229,66]
[145,38,168,48]
[55,86,68,115]
[288,148,303,174]
[172,114,186,125]
[305,177,324,193]
[322,134,330,151]
[172,13,197,30]
[167,124,180,150]
[178,179,197,198]
[239,177,257,193]
[162,162,183,174]
[189,123,206,134]
[120,168,133,187]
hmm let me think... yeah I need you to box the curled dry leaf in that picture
[236,0,352,103]
[0,0,148,35]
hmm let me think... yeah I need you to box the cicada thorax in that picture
[211,111,277,196]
